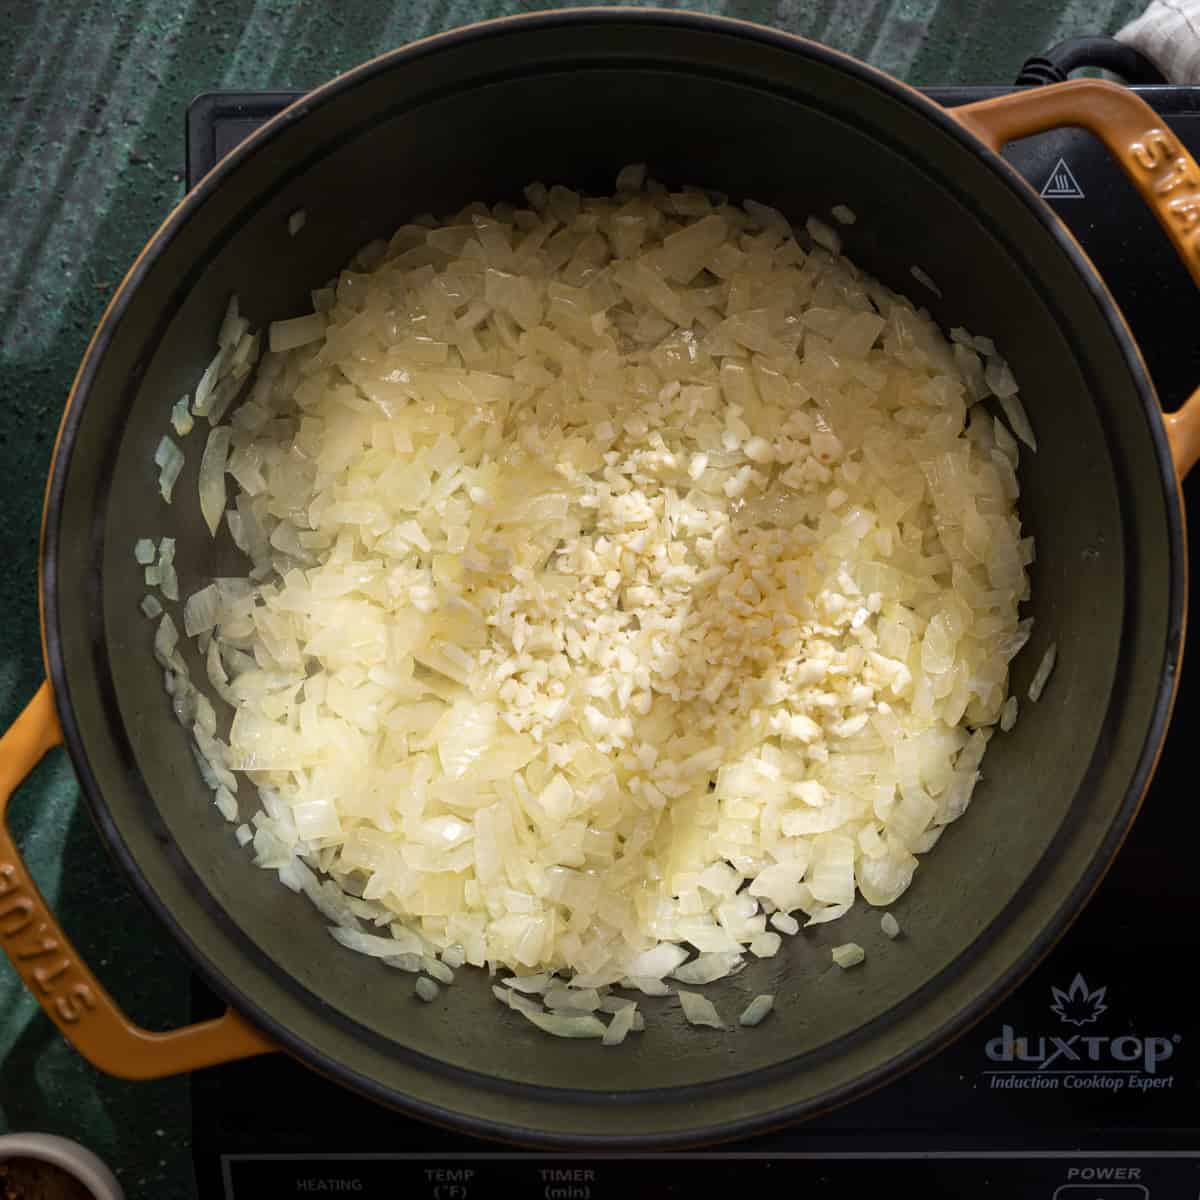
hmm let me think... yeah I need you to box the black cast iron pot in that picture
[2,9,1198,1147]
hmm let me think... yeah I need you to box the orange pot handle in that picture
[952,78,1200,480]
[0,682,276,1078]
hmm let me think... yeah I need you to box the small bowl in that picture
[0,1133,123,1200]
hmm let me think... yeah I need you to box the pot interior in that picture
[44,13,1181,1142]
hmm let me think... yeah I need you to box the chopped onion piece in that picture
[999,393,1038,451]
[154,436,184,503]
[184,584,221,637]
[1028,642,1058,702]
[985,357,1020,399]
[171,395,194,436]
[598,996,637,1016]
[806,215,841,255]
[385,953,423,974]
[159,561,179,602]
[672,952,743,985]
[615,162,646,191]
[832,942,866,969]
[910,265,942,297]
[602,1004,637,1046]
[218,295,245,349]
[881,912,901,939]
[627,943,688,980]
[153,613,179,666]
[269,313,326,353]
[502,973,552,995]
[677,990,725,1029]
[749,932,782,958]
[134,538,155,564]
[288,209,307,236]
[518,1008,606,1039]
[622,976,671,997]
[493,985,544,1018]
[423,956,455,985]
[329,925,424,959]
[205,374,243,427]
[738,994,775,1027]
[415,977,439,1002]
[199,426,231,536]
[545,986,600,1011]
[214,785,238,823]
[140,594,162,619]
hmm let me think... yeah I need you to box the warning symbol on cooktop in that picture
[1040,157,1085,199]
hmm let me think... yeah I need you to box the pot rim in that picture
[37,6,1188,1146]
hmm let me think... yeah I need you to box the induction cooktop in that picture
[186,79,1200,1199]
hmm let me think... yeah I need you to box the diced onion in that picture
[184,584,221,637]
[806,215,841,255]
[678,990,725,1029]
[269,313,326,353]
[330,925,424,958]
[502,973,552,994]
[172,395,194,436]
[999,393,1038,452]
[154,436,184,503]
[1028,642,1058,702]
[622,976,671,997]
[156,167,1032,1044]
[517,1008,606,1039]
[153,613,178,666]
[602,1004,637,1046]
[910,265,942,297]
[199,426,231,536]
[671,952,743,985]
[214,785,238,822]
[832,942,866,969]
[738,994,775,1027]
[749,932,781,958]
[627,944,688,980]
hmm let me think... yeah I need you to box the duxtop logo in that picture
[981,973,1180,1092]
[1049,974,1108,1027]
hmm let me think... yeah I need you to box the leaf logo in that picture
[1049,974,1108,1027]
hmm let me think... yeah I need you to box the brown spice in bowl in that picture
[0,1158,94,1200]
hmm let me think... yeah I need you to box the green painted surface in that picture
[0,0,1145,1194]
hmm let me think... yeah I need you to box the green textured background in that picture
[0,1,1147,1195]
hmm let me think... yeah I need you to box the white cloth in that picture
[1119,0,1200,82]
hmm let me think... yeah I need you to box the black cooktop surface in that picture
[187,85,1200,1199]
